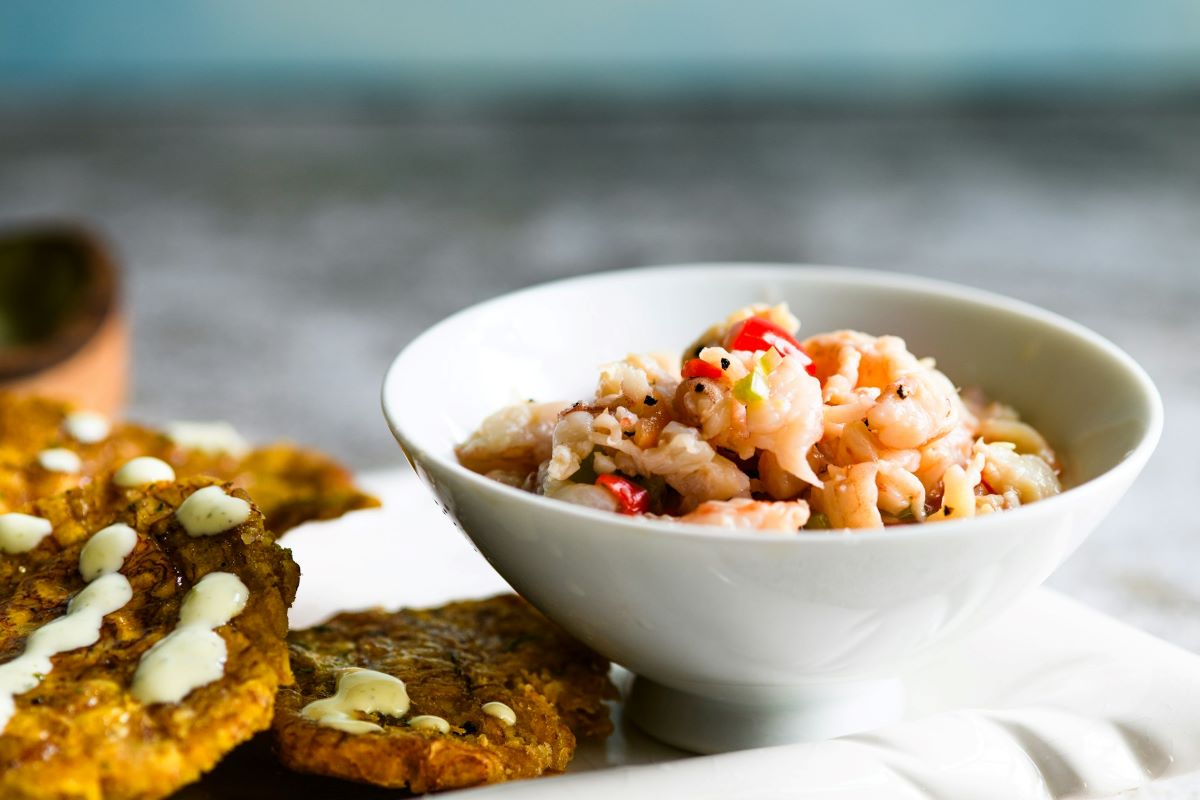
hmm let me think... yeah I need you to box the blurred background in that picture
[1,2,1197,647]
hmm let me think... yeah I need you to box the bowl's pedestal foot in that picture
[625,673,906,754]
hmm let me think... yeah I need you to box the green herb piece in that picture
[733,369,769,404]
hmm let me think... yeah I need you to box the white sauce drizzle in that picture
[37,448,82,474]
[64,410,111,444]
[312,715,383,735]
[130,571,249,705]
[178,572,249,628]
[113,457,176,487]
[482,701,517,726]
[0,523,136,730]
[166,420,249,457]
[301,668,411,735]
[175,486,251,536]
[0,513,53,554]
[408,715,451,734]
[79,523,138,581]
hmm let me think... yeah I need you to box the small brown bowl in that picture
[0,225,128,415]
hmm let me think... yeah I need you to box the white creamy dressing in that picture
[482,701,517,726]
[0,519,137,730]
[301,668,410,734]
[178,572,249,627]
[0,513,53,554]
[113,457,176,487]
[130,571,249,705]
[64,410,111,444]
[408,715,451,734]
[22,574,132,656]
[175,486,251,536]
[310,715,384,735]
[37,448,82,474]
[78,523,138,581]
[166,421,249,457]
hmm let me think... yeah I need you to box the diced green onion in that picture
[805,513,830,530]
[733,368,769,404]
[759,348,784,374]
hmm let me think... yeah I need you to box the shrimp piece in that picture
[802,330,870,386]
[587,419,749,511]
[978,415,1057,467]
[667,455,753,512]
[806,329,970,458]
[819,342,863,404]
[929,447,985,522]
[817,391,878,455]
[980,442,1061,504]
[856,335,923,389]
[821,415,921,473]
[866,369,966,450]
[546,410,596,481]
[915,422,975,493]
[802,331,920,392]
[673,352,823,486]
[674,373,751,446]
[676,497,809,532]
[741,355,824,484]
[457,401,569,476]
[673,345,751,438]
[759,450,807,500]
[818,463,883,529]
[875,461,927,521]
[639,423,750,510]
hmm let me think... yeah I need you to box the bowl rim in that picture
[382,263,1163,545]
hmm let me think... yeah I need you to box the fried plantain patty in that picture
[0,477,300,800]
[0,393,378,535]
[273,595,617,794]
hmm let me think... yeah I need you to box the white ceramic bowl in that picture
[382,265,1162,753]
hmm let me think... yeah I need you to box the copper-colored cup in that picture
[0,226,129,415]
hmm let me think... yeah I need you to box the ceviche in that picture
[456,304,1061,532]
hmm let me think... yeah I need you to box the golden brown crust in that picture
[0,393,379,535]
[273,595,617,794]
[0,477,300,800]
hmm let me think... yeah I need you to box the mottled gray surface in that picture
[1,102,1198,795]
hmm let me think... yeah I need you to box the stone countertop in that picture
[1,102,1197,797]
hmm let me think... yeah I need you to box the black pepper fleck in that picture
[694,383,704,393]
[644,395,657,406]
[944,506,954,516]
[897,385,908,399]
[720,358,731,370]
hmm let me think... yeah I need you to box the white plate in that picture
[273,470,1200,799]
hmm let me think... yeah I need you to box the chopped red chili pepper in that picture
[724,316,816,375]
[682,358,724,380]
[595,474,649,515]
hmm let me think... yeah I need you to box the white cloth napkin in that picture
[285,470,1200,800]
